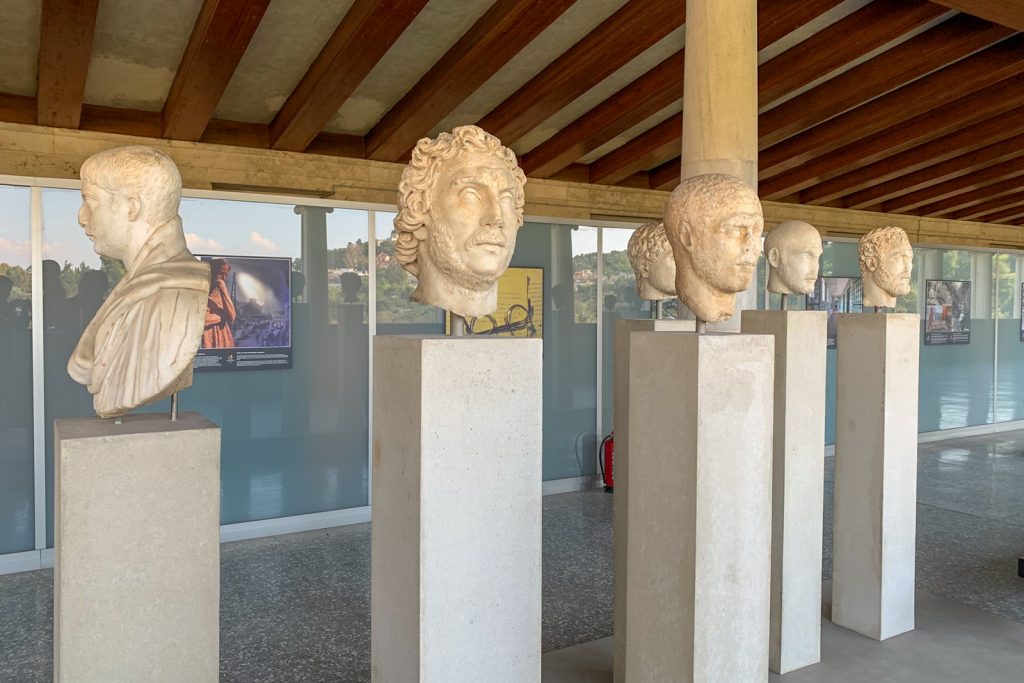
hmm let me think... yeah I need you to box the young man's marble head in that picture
[764,220,823,295]
[663,173,763,322]
[859,226,913,308]
[394,125,527,317]
[627,222,676,301]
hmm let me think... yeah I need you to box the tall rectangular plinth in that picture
[55,412,221,683]
[833,313,919,640]
[625,332,774,682]
[372,336,543,682]
[612,318,693,683]
[742,311,827,674]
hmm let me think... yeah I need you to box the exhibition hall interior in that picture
[2,0,1024,681]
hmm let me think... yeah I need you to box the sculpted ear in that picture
[678,220,694,251]
[127,195,142,221]
[864,255,878,272]
[766,246,780,268]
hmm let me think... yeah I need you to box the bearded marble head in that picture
[764,220,823,295]
[859,226,913,308]
[663,173,763,322]
[627,222,676,301]
[394,125,527,318]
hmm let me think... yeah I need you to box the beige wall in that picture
[0,121,1019,250]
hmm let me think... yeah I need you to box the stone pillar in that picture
[625,331,773,682]
[612,318,694,683]
[742,311,827,673]
[681,0,759,331]
[372,336,542,682]
[54,413,220,683]
[833,313,919,640]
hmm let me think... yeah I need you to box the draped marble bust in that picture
[393,125,527,318]
[67,146,209,418]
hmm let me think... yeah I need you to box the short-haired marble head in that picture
[764,220,823,295]
[393,125,527,318]
[859,226,913,308]
[663,173,763,322]
[627,222,676,300]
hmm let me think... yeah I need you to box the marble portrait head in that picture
[663,173,763,322]
[764,220,823,295]
[68,146,209,418]
[394,125,527,318]
[627,222,676,301]
[859,226,913,308]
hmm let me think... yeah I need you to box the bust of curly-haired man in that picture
[393,125,527,318]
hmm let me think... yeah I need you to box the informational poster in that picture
[445,267,543,337]
[925,279,971,345]
[193,255,293,371]
[805,276,863,349]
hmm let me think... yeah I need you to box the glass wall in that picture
[0,185,34,554]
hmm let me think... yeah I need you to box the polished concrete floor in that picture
[1,429,1023,681]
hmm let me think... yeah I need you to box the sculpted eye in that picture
[460,187,480,201]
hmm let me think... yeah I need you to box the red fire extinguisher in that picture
[599,432,614,492]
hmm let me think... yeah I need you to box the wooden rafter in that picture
[977,206,1024,225]
[763,72,1024,202]
[648,158,681,192]
[755,0,848,48]
[759,14,1011,151]
[917,176,1024,217]
[365,0,576,162]
[476,0,685,145]
[37,0,100,128]
[931,0,1024,31]
[759,31,1023,180]
[162,0,271,141]
[590,114,681,185]
[947,191,1024,221]
[270,0,428,152]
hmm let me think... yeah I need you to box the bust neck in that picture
[411,256,498,318]
[862,275,897,308]
[766,271,795,295]
[675,257,735,323]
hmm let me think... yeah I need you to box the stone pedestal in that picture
[833,313,919,640]
[372,336,543,682]
[625,332,773,682]
[612,318,693,683]
[742,311,827,673]
[54,412,221,683]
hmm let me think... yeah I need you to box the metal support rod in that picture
[781,295,788,311]
[171,393,178,421]
[450,314,467,337]
[695,318,707,334]
[655,299,665,320]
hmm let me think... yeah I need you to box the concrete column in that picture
[833,313,919,640]
[54,413,220,683]
[372,336,542,682]
[612,318,694,683]
[625,331,773,682]
[741,311,827,673]
[681,0,759,331]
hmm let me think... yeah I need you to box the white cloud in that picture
[249,231,279,253]
[0,237,31,266]
[185,232,225,253]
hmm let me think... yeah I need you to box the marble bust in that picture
[627,222,676,300]
[67,146,209,418]
[394,124,527,318]
[663,173,763,322]
[765,220,823,295]
[859,226,913,308]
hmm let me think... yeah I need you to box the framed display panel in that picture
[805,276,863,349]
[924,279,971,345]
[194,254,293,371]
[445,266,544,338]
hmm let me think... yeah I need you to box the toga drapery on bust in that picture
[67,218,209,418]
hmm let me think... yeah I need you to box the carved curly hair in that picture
[627,222,671,289]
[393,125,526,276]
[859,226,909,274]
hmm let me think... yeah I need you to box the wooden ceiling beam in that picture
[759,31,1024,178]
[764,73,1024,201]
[931,1,1024,31]
[519,50,685,179]
[590,114,681,186]
[476,0,685,146]
[917,176,1024,218]
[648,158,681,192]
[162,0,271,141]
[269,0,428,153]
[37,0,100,128]
[759,14,1011,152]
[365,0,577,162]
[977,206,1024,225]
[947,191,1024,222]
[755,0,848,49]
[758,0,946,105]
